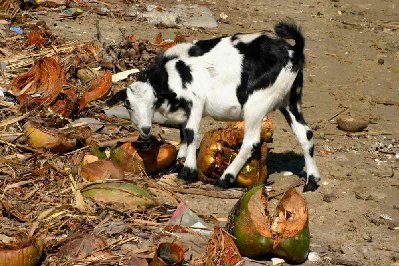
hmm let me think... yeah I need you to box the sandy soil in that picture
[2,0,399,265]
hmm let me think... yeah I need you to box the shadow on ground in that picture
[267,151,305,177]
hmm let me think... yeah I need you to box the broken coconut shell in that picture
[10,57,66,106]
[80,159,124,181]
[111,137,176,174]
[206,226,242,266]
[24,121,76,152]
[150,242,185,266]
[227,185,273,258]
[227,186,310,263]
[271,189,310,264]
[81,182,157,208]
[197,121,269,188]
[78,70,112,111]
[0,238,43,266]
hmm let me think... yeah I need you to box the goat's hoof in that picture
[178,167,197,181]
[303,177,319,192]
[176,157,185,165]
[216,173,235,188]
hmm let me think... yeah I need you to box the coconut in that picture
[111,137,176,174]
[197,117,271,188]
[227,186,310,263]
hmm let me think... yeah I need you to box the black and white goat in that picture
[107,20,321,192]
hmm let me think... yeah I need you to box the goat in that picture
[106,20,321,192]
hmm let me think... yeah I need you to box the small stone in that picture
[362,234,372,242]
[337,116,369,132]
[378,58,384,65]
[219,12,228,20]
[271,257,285,265]
[380,214,393,221]
[308,251,322,262]
[323,193,336,203]
[97,7,110,16]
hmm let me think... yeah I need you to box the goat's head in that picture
[106,81,156,139]
[124,81,156,139]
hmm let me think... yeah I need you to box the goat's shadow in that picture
[267,150,306,177]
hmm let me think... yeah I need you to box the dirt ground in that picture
[1,0,398,265]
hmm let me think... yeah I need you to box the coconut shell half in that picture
[0,238,43,266]
[227,185,273,258]
[271,189,310,263]
[111,137,177,174]
[228,186,310,263]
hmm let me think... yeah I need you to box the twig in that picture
[0,139,41,153]
[166,185,243,199]
[63,146,89,156]
[373,99,399,106]
[145,179,183,203]
[127,218,165,226]
[95,20,104,44]
[21,186,40,200]
[2,180,34,195]
[0,111,32,127]
[96,134,140,147]
[327,106,348,121]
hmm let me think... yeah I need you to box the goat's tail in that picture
[275,19,305,62]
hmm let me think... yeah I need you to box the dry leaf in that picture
[78,71,112,111]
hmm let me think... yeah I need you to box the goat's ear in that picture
[105,89,127,106]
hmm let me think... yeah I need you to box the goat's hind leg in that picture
[280,104,321,192]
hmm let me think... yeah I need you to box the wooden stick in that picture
[166,185,243,199]
[0,139,41,153]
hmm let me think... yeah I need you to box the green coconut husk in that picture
[227,186,310,263]
[226,185,273,257]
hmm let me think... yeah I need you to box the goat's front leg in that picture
[280,106,320,192]
[217,115,263,188]
[177,104,203,181]
[177,125,188,160]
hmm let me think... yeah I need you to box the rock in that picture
[378,58,384,65]
[308,251,322,262]
[97,7,110,16]
[130,4,218,28]
[271,257,285,265]
[337,116,369,132]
